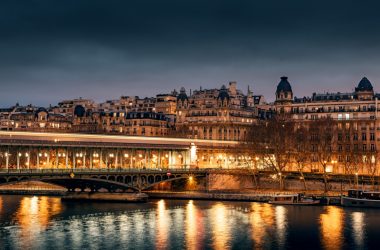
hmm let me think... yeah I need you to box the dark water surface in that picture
[0,195,380,249]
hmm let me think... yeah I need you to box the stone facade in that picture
[176,82,263,140]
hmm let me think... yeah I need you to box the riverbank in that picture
[145,190,342,205]
[0,189,66,196]
[62,192,149,202]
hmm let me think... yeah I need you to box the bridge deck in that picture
[0,131,238,149]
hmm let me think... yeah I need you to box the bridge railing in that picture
[0,168,211,174]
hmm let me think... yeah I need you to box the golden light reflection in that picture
[15,196,62,239]
[249,203,275,247]
[275,206,287,247]
[186,200,203,250]
[351,212,365,247]
[210,203,230,250]
[0,196,2,213]
[320,206,344,250]
[156,199,169,250]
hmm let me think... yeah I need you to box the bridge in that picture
[0,169,210,192]
[0,131,242,192]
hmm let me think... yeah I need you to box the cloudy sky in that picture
[1,0,380,106]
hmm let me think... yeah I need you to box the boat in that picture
[341,189,380,208]
[268,193,320,205]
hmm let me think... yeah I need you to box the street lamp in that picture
[355,172,359,189]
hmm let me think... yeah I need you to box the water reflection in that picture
[275,206,287,247]
[320,206,344,250]
[16,196,62,230]
[249,203,275,248]
[156,199,169,249]
[351,212,365,247]
[0,196,379,249]
[186,200,203,250]
[210,203,231,250]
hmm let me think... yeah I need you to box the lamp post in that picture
[355,172,359,190]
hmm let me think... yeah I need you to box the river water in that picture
[0,195,379,249]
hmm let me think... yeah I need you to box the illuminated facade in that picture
[0,131,241,170]
[176,82,264,141]
[273,76,380,174]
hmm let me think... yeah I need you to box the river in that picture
[0,195,379,249]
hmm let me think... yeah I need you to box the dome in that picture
[177,87,188,101]
[218,85,230,100]
[74,105,86,117]
[35,107,48,117]
[356,77,373,92]
[276,76,293,93]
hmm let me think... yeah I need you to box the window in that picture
[338,155,343,162]
[346,145,350,151]
[338,133,342,141]
[353,123,358,130]
[371,144,375,151]
[362,133,367,141]
[370,133,375,141]
[363,144,367,151]
[338,144,343,152]
[353,133,358,140]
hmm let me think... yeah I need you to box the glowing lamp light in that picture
[325,165,333,173]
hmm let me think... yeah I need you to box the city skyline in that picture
[0,76,377,107]
[2,0,380,106]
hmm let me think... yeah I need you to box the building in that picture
[272,76,380,174]
[176,82,259,141]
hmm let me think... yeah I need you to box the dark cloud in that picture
[1,0,380,106]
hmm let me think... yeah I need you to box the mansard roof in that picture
[218,85,230,100]
[356,77,373,92]
[276,76,292,93]
[177,87,188,101]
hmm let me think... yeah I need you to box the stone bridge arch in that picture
[0,171,208,192]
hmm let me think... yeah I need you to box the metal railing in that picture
[0,168,209,174]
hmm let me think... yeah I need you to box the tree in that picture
[246,114,295,190]
[338,121,362,186]
[308,117,336,193]
[364,150,379,191]
[293,123,311,190]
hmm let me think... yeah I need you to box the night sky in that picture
[1,0,380,106]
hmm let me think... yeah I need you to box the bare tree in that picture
[308,117,336,193]
[293,123,311,190]
[246,114,295,190]
[364,150,379,191]
[338,121,362,186]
